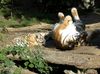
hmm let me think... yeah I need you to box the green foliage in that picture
[0,45,52,74]
[0,0,11,4]
[0,33,6,41]
[11,16,40,28]
[2,45,28,55]
[0,1,95,26]
[23,46,52,74]
[0,0,95,23]
[0,52,15,74]
[0,52,22,74]
[13,68,22,74]
[0,15,41,28]
[0,51,15,68]
[0,17,19,27]
[0,0,12,17]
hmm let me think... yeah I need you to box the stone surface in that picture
[21,69,38,74]
[42,46,100,69]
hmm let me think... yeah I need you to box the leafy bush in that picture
[0,52,15,74]
[0,45,52,74]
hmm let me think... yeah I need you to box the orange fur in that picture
[27,34,38,47]
[53,15,72,47]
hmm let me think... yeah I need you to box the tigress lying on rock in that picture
[52,7,87,50]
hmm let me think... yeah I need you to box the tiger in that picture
[53,15,80,49]
[53,7,87,49]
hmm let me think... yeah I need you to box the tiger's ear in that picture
[71,7,80,20]
[58,12,65,20]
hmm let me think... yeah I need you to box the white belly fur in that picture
[60,23,80,45]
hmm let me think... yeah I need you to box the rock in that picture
[21,69,38,74]
[42,48,100,69]
[64,69,98,74]
[1,66,34,74]
[85,69,98,74]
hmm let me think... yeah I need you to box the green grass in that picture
[0,11,53,28]
[0,15,42,28]
[0,16,52,28]
[0,7,54,28]
[0,17,18,27]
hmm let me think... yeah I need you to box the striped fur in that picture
[71,7,87,46]
[53,15,80,49]
[53,7,87,49]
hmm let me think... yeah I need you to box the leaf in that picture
[24,61,29,67]
[29,64,34,68]
[0,53,6,60]
[4,59,15,67]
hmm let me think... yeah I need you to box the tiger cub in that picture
[53,15,80,49]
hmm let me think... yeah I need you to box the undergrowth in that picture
[0,45,52,74]
[0,15,41,28]
[0,33,6,41]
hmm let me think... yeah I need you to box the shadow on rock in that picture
[86,29,100,48]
